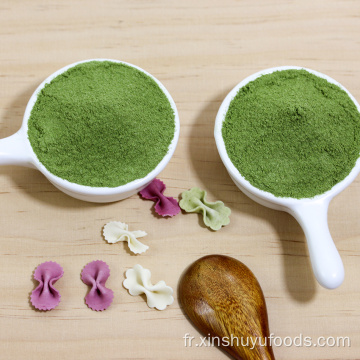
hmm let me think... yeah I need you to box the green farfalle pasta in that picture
[179,187,231,231]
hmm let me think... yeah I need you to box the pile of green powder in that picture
[28,61,175,187]
[222,69,360,199]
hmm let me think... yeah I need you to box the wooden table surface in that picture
[1,1,360,359]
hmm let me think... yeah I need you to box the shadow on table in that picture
[188,91,317,302]
[0,165,104,209]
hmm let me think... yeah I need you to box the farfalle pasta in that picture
[179,187,231,230]
[123,264,174,311]
[139,178,181,217]
[81,260,114,311]
[30,261,63,311]
[103,221,148,254]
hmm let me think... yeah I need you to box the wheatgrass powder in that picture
[28,61,175,187]
[222,69,360,199]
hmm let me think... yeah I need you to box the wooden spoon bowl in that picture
[179,255,275,360]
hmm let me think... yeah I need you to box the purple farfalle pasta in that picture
[81,260,114,311]
[139,178,181,217]
[30,261,64,311]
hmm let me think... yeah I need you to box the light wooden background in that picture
[0,1,360,359]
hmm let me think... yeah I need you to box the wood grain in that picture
[0,0,360,359]
[179,255,275,360]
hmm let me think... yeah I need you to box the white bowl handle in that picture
[291,200,344,289]
[0,131,34,167]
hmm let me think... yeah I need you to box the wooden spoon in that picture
[179,255,275,360]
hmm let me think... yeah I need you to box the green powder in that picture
[28,61,175,187]
[222,69,360,199]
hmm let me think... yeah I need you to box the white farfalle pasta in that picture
[123,264,174,311]
[103,221,148,254]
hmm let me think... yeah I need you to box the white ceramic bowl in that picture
[215,66,360,289]
[0,59,180,202]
